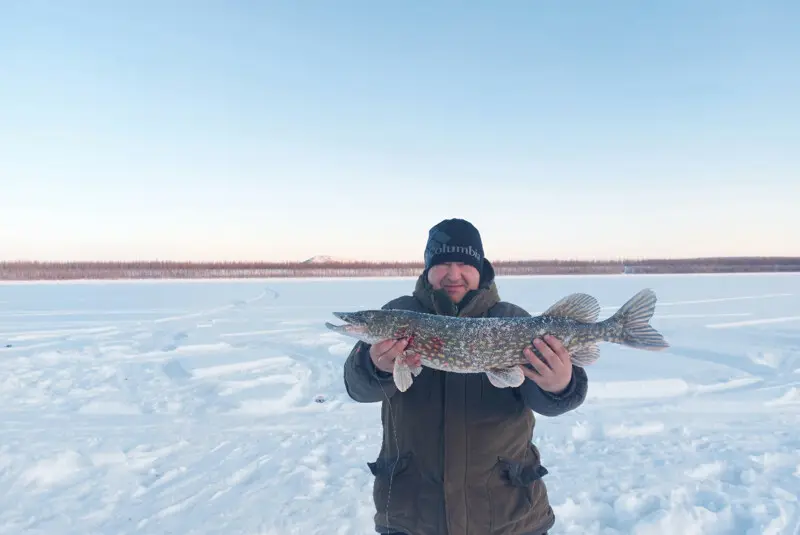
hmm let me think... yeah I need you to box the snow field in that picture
[0,274,799,534]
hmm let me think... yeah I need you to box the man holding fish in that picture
[338,217,667,535]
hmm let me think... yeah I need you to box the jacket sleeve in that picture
[519,365,588,417]
[342,340,399,402]
[342,297,414,403]
[498,302,589,417]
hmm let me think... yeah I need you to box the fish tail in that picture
[608,289,669,350]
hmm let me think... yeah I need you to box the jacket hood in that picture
[413,258,500,317]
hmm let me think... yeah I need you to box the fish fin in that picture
[485,366,526,388]
[610,289,670,350]
[571,343,600,366]
[402,350,423,376]
[542,293,601,323]
[393,357,414,392]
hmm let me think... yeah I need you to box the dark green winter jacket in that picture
[343,261,588,535]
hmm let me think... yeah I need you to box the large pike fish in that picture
[326,288,669,392]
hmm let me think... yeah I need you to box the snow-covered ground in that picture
[1,273,799,535]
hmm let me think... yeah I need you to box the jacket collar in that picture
[412,259,500,317]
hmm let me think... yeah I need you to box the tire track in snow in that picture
[706,316,800,329]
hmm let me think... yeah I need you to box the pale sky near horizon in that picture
[1,2,798,263]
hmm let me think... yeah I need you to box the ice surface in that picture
[1,273,799,534]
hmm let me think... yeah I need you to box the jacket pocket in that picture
[368,452,419,528]
[486,445,549,533]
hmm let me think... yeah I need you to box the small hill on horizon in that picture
[302,255,359,264]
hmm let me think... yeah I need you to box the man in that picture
[343,218,588,535]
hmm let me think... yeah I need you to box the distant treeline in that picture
[1,257,799,281]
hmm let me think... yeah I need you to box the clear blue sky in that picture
[1,1,797,262]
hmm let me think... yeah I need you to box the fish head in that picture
[325,310,409,344]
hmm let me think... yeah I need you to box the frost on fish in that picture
[326,288,669,392]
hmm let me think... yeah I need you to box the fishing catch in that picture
[325,288,669,392]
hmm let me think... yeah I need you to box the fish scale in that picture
[326,288,669,392]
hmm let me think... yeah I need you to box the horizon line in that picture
[2,255,800,265]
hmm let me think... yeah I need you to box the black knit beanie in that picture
[424,218,484,273]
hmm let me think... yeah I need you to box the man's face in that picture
[427,262,480,303]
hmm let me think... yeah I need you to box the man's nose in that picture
[446,263,461,276]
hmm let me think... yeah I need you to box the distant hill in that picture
[302,255,357,264]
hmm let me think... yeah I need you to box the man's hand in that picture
[369,338,421,374]
[520,335,573,394]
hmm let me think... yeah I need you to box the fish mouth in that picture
[332,311,363,324]
[325,312,368,336]
[331,311,368,327]
[324,322,368,335]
